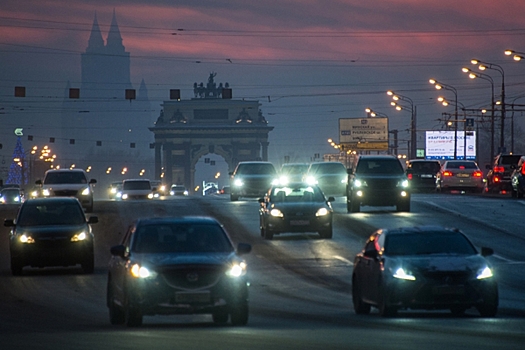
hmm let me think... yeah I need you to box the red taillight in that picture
[493,175,500,182]
[473,171,483,178]
[443,171,453,177]
[407,173,413,180]
[494,166,505,173]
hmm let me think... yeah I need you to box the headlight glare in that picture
[227,262,247,277]
[42,189,51,196]
[19,234,35,244]
[393,267,416,281]
[316,207,329,216]
[477,266,494,279]
[130,264,156,278]
[71,231,88,242]
[233,179,243,187]
[270,208,284,217]
[81,187,90,196]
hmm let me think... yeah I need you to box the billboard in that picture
[339,118,388,150]
[425,131,476,160]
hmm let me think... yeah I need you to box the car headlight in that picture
[42,189,51,196]
[31,190,39,198]
[71,231,88,242]
[148,193,154,199]
[393,267,416,281]
[270,208,284,217]
[398,179,409,188]
[121,193,128,200]
[477,266,494,280]
[19,234,35,244]
[81,187,91,196]
[183,190,189,196]
[316,207,330,216]
[233,179,244,187]
[226,262,247,277]
[341,178,348,184]
[0,197,5,204]
[354,179,367,188]
[278,176,290,185]
[305,176,318,185]
[130,263,157,278]
[110,188,117,194]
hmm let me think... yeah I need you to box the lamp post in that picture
[386,91,417,159]
[471,59,506,153]
[461,67,495,162]
[365,108,388,118]
[437,97,470,160]
[429,79,458,159]
[504,49,525,62]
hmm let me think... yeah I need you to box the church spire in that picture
[106,9,125,53]
[86,12,105,53]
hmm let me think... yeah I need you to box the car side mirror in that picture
[480,247,494,257]
[258,197,265,203]
[346,169,353,175]
[485,164,491,170]
[364,249,379,259]
[327,196,335,202]
[4,219,14,227]
[237,243,252,255]
[89,179,97,184]
[35,179,42,185]
[87,216,98,224]
[110,245,126,258]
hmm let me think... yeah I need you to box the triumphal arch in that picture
[150,73,274,191]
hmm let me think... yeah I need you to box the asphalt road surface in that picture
[1,193,524,350]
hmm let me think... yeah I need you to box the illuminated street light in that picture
[365,108,388,118]
[461,67,496,161]
[429,79,459,159]
[471,58,506,153]
[504,49,525,61]
[387,91,417,159]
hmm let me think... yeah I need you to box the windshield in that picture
[132,223,233,254]
[312,163,346,174]
[17,202,85,226]
[123,181,151,190]
[356,159,404,175]
[409,162,441,172]
[271,185,325,202]
[44,171,87,184]
[281,164,309,175]
[445,161,478,170]
[385,231,477,256]
[236,163,276,175]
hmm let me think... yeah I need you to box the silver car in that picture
[436,160,484,193]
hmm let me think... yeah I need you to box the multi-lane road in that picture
[1,193,524,349]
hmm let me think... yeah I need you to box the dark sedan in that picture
[107,216,251,327]
[258,182,334,240]
[4,197,98,275]
[352,226,498,317]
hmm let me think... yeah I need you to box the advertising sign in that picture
[425,131,476,160]
[339,118,388,150]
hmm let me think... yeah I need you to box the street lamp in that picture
[429,79,459,159]
[365,108,388,118]
[462,67,495,162]
[386,90,417,159]
[471,59,506,153]
[504,49,525,62]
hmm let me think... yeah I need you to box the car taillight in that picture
[493,175,500,182]
[473,171,483,178]
[443,171,453,177]
[521,164,525,176]
[407,173,413,180]
[494,166,505,173]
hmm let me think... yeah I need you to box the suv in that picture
[120,179,153,200]
[405,159,441,192]
[229,161,277,201]
[36,169,96,212]
[304,161,347,196]
[346,155,410,213]
[485,153,523,193]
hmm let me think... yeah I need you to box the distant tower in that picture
[81,11,131,99]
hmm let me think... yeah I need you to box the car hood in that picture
[43,184,89,190]
[271,202,330,212]
[389,254,489,273]
[356,174,406,180]
[15,223,90,238]
[133,251,241,268]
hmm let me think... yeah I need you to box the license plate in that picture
[432,285,465,295]
[420,174,433,178]
[290,220,309,226]
[457,173,470,178]
[175,291,211,303]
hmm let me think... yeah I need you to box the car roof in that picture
[408,159,440,163]
[357,155,398,160]
[378,225,461,236]
[45,169,86,173]
[123,178,150,182]
[135,216,221,226]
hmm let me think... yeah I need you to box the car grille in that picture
[161,265,224,290]
[53,190,79,196]
[423,270,471,284]
[365,178,399,189]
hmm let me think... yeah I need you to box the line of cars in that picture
[108,180,189,200]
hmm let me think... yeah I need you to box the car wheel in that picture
[518,190,524,199]
[10,258,23,276]
[511,188,517,198]
[396,201,410,212]
[81,254,95,274]
[319,227,333,239]
[124,293,143,327]
[352,277,371,315]
[348,196,360,213]
[260,226,265,237]
[379,290,397,317]
[230,194,239,201]
[212,309,229,324]
[263,228,274,240]
[477,285,499,317]
[230,301,249,326]
[107,283,125,325]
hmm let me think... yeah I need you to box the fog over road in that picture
[0,193,524,349]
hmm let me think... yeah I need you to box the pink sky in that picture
[2,0,525,162]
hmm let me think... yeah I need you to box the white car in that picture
[36,169,96,212]
[119,179,153,200]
